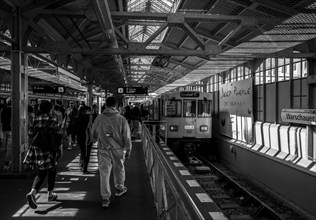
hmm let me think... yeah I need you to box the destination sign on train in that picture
[180,91,200,97]
[32,85,65,94]
[117,87,148,95]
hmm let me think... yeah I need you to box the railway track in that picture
[183,155,306,220]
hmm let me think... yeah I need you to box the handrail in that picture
[141,121,225,220]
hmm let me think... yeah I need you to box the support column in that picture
[11,7,23,172]
[86,83,93,106]
[96,95,100,113]
[307,58,316,161]
[21,54,28,160]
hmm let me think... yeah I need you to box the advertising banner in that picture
[219,78,253,116]
[219,78,253,137]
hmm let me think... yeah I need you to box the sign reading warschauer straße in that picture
[281,109,316,125]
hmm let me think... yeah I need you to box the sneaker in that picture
[102,199,110,208]
[115,186,127,197]
[48,192,58,202]
[82,170,89,174]
[26,193,37,209]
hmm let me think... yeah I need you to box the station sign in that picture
[281,109,316,125]
[117,87,148,95]
[32,85,65,94]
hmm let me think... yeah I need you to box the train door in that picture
[183,99,196,138]
[153,99,159,120]
[196,99,212,138]
[164,98,182,138]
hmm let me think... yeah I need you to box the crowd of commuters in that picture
[21,99,103,208]
[121,102,150,139]
[0,96,151,209]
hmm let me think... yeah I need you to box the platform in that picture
[0,140,158,220]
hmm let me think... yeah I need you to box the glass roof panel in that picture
[127,0,180,83]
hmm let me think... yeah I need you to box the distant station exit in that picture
[117,87,148,95]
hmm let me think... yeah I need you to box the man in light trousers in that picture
[91,96,132,208]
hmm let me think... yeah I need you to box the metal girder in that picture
[129,82,166,86]
[0,34,14,44]
[115,29,129,44]
[92,0,126,82]
[143,22,168,47]
[110,12,284,25]
[36,9,86,16]
[183,22,205,49]
[18,46,213,56]
[218,24,242,46]
[251,0,298,16]
[0,45,314,59]
[125,20,165,26]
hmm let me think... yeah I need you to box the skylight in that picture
[127,0,180,84]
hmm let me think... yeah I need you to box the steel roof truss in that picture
[143,22,168,47]
[115,28,130,45]
[110,12,283,25]
[218,23,243,46]
[183,22,205,50]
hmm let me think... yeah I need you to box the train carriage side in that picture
[160,91,212,154]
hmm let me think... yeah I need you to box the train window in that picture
[165,100,181,117]
[198,100,211,117]
[183,100,196,117]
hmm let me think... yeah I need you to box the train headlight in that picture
[200,125,208,132]
[170,125,178,132]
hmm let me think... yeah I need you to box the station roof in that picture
[0,0,316,96]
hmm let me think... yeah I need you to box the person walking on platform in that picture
[1,97,12,171]
[91,103,99,121]
[65,101,78,150]
[130,103,141,139]
[76,105,93,174]
[23,100,62,209]
[123,105,132,124]
[91,96,132,208]
[0,98,5,145]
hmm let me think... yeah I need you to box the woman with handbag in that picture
[23,100,62,209]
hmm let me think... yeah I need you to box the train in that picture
[146,90,213,155]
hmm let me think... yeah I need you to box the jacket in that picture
[1,105,11,131]
[91,107,132,151]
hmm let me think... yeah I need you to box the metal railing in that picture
[141,121,205,220]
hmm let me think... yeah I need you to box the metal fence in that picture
[141,121,205,220]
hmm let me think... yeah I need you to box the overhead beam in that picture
[218,24,242,46]
[183,22,205,49]
[0,45,315,59]
[129,82,166,86]
[19,46,213,56]
[91,0,126,83]
[110,12,285,25]
[143,22,168,47]
[250,0,298,16]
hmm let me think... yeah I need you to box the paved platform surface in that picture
[0,140,158,220]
